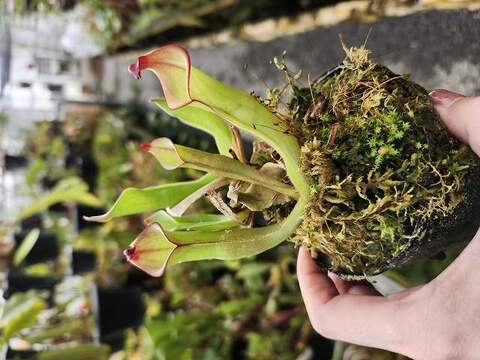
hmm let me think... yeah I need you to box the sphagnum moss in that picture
[280,47,480,276]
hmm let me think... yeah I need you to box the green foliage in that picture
[153,99,234,156]
[88,44,480,279]
[146,210,243,232]
[145,311,226,360]
[0,112,8,134]
[0,291,47,344]
[92,112,186,206]
[90,45,310,276]
[26,159,47,188]
[13,228,40,267]
[24,121,69,188]
[246,331,295,360]
[25,317,94,343]
[130,245,311,360]
[37,343,110,360]
[82,0,121,46]
[85,174,216,222]
[14,177,101,224]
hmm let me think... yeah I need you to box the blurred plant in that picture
[36,343,110,360]
[0,176,100,253]
[24,121,69,189]
[118,244,315,360]
[12,228,40,267]
[81,0,122,47]
[93,112,185,206]
[0,112,8,135]
[0,290,47,345]
[0,276,106,357]
[13,177,101,225]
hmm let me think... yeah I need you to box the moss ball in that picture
[288,48,480,277]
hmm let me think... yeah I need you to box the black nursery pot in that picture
[5,348,39,359]
[77,205,105,230]
[14,231,59,265]
[41,176,59,191]
[19,215,43,232]
[4,154,28,170]
[72,250,97,274]
[385,170,480,271]
[64,147,98,193]
[124,267,164,293]
[93,286,145,339]
[6,273,60,306]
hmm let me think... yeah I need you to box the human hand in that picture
[297,90,480,360]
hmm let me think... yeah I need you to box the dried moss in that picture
[272,47,478,276]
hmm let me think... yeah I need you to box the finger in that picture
[328,272,379,296]
[297,248,409,353]
[429,89,480,155]
[317,292,408,354]
[297,247,338,305]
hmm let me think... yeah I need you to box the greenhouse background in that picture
[0,0,479,359]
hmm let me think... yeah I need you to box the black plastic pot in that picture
[72,250,96,274]
[19,215,43,232]
[77,205,105,230]
[64,148,98,193]
[93,286,145,338]
[4,154,28,170]
[79,154,98,193]
[385,169,480,271]
[41,176,59,191]
[47,201,67,213]
[125,267,163,293]
[5,348,38,359]
[309,333,334,359]
[14,231,59,265]
[6,273,60,299]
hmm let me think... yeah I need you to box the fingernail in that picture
[429,89,464,107]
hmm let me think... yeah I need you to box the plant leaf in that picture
[167,177,229,216]
[145,210,245,232]
[14,177,101,223]
[85,173,217,223]
[144,138,298,198]
[26,318,92,343]
[153,98,234,156]
[127,45,313,273]
[0,291,47,344]
[13,228,40,267]
[124,224,177,277]
[125,196,308,277]
[37,344,110,360]
[227,163,290,211]
[129,45,309,197]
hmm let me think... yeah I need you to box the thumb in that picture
[429,89,480,156]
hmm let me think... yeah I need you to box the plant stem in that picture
[331,340,346,360]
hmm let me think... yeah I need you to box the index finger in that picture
[296,248,409,354]
[429,90,480,155]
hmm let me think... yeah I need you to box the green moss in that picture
[279,47,478,276]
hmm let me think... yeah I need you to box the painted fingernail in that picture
[429,89,464,107]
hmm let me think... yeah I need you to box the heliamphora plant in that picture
[87,44,480,278]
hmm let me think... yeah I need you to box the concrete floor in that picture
[102,9,480,106]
